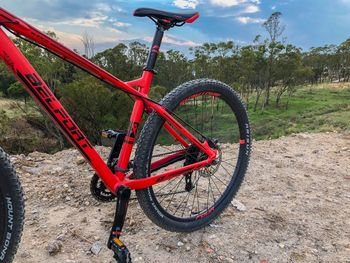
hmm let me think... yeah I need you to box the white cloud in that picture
[173,0,200,9]
[34,25,84,50]
[242,5,260,13]
[55,15,108,28]
[236,16,264,24]
[144,34,200,47]
[210,0,248,7]
[114,21,131,27]
[271,5,276,10]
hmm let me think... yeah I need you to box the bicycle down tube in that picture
[0,8,217,193]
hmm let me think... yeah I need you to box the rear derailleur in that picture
[183,138,219,191]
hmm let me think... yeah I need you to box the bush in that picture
[59,76,133,144]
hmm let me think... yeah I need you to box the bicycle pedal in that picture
[111,238,131,263]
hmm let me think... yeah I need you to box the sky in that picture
[1,0,350,54]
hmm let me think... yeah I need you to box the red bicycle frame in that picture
[0,8,216,193]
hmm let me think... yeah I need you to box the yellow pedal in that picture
[113,238,124,247]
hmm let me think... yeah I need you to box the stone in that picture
[90,241,102,255]
[46,240,63,256]
[76,156,86,165]
[231,199,247,212]
[177,241,184,247]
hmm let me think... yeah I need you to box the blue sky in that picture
[1,0,350,54]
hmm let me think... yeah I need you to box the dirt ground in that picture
[10,132,350,263]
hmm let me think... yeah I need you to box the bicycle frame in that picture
[0,8,217,193]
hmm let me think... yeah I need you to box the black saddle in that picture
[133,8,199,25]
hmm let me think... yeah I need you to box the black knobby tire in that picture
[0,148,25,263]
[134,79,251,232]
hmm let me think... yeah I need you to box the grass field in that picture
[249,83,350,140]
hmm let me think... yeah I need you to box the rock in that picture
[76,156,86,165]
[275,162,283,168]
[186,246,191,251]
[46,240,63,256]
[90,241,102,255]
[129,218,136,227]
[56,234,65,241]
[20,251,31,258]
[177,241,184,247]
[63,184,69,188]
[231,199,247,212]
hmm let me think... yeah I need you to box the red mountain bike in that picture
[0,7,251,263]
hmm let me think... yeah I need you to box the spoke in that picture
[206,174,210,210]
[221,159,237,169]
[210,174,223,197]
[173,187,191,215]
[179,189,192,217]
[219,164,234,184]
[154,178,178,195]
[164,176,185,210]
[190,171,199,216]
[211,173,229,188]
[208,177,216,204]
[155,190,188,198]
[160,176,184,205]
[174,172,200,216]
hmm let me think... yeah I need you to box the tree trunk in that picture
[254,90,261,112]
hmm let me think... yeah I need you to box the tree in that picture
[81,31,95,59]
[7,82,29,103]
[263,12,285,107]
[59,76,132,144]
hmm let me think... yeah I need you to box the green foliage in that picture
[7,82,28,100]
[59,76,132,144]
[249,85,350,140]
[149,85,167,101]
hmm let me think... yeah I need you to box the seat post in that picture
[144,24,165,72]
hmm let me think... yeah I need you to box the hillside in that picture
[1,83,350,155]
[11,132,350,263]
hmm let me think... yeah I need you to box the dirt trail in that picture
[11,132,350,263]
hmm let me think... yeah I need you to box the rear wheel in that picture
[0,148,24,262]
[134,79,251,232]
